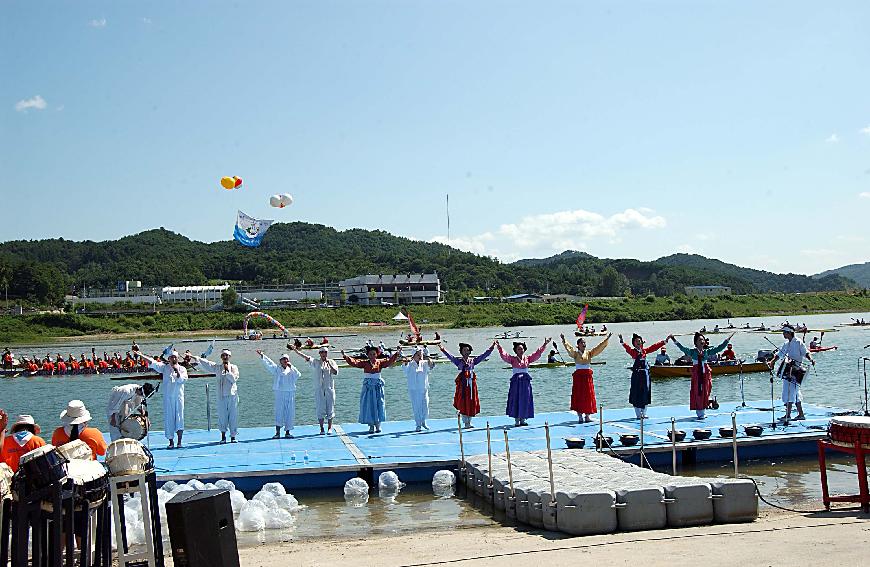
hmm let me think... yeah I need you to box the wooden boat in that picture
[2,367,215,380]
[287,343,334,350]
[649,361,769,378]
[502,361,606,370]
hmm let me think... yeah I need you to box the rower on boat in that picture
[654,347,671,366]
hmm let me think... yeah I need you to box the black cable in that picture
[740,475,826,514]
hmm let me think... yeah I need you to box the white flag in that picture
[233,210,274,247]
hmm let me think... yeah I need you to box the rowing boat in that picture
[809,346,838,353]
[398,340,442,346]
[2,368,216,381]
[649,362,769,378]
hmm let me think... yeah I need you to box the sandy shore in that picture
[166,508,870,567]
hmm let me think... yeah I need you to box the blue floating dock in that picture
[142,401,844,492]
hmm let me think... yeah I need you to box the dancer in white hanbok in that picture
[139,349,187,448]
[291,346,339,434]
[257,350,300,438]
[192,349,240,443]
[402,347,435,431]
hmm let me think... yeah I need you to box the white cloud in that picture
[860,125,870,135]
[800,248,842,258]
[14,95,47,112]
[429,207,667,261]
[88,18,107,28]
[860,192,870,199]
[825,133,840,143]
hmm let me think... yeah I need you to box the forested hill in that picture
[814,262,870,288]
[0,225,857,305]
[655,254,855,293]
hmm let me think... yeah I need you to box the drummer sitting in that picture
[51,400,107,461]
[1,414,46,472]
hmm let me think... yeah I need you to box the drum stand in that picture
[110,470,164,567]
[9,475,73,567]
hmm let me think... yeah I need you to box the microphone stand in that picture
[861,357,869,417]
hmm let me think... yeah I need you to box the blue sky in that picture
[3,0,869,274]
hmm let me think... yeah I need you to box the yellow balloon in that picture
[220,176,235,190]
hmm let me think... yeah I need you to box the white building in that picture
[339,273,443,305]
[684,285,731,297]
[160,285,230,303]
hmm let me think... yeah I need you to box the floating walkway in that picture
[463,449,758,535]
[143,401,844,492]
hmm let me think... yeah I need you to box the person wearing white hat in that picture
[138,347,188,448]
[402,346,435,431]
[767,324,815,422]
[1,414,46,472]
[291,345,339,434]
[51,400,107,460]
[191,349,240,443]
[257,350,301,438]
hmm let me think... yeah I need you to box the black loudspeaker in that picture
[166,489,240,567]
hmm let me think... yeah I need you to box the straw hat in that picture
[59,400,92,426]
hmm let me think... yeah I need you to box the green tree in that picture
[221,286,238,308]
[597,266,627,297]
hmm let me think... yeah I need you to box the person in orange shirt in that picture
[50,400,107,460]
[2,414,47,472]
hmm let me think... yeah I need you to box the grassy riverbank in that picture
[2,291,869,344]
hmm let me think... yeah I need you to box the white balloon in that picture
[279,193,294,207]
[269,195,282,208]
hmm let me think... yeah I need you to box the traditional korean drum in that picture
[105,438,149,476]
[17,444,68,492]
[56,439,93,461]
[67,459,109,504]
[119,414,148,441]
[829,416,870,449]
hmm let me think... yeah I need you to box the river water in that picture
[3,311,868,541]
[2,312,867,432]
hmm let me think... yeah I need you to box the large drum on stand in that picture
[67,460,109,506]
[106,439,149,477]
[829,416,870,449]
[17,445,68,493]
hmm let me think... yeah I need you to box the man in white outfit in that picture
[192,349,240,443]
[291,346,339,434]
[106,382,154,441]
[403,346,435,432]
[139,348,188,448]
[257,350,300,438]
[767,325,815,423]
